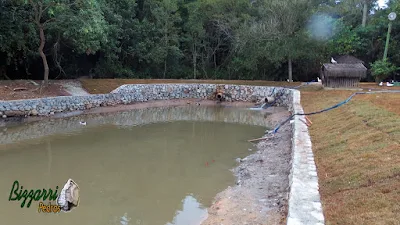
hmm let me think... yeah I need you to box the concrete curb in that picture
[286,90,325,225]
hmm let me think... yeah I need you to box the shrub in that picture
[369,59,398,82]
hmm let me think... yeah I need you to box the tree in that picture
[327,0,377,27]
[252,0,318,82]
[0,1,37,79]
[151,0,182,78]
[180,0,207,79]
[24,0,108,83]
[28,0,55,83]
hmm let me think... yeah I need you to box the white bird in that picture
[287,79,290,82]
[379,82,383,86]
[387,82,394,87]
[331,57,337,64]
[317,77,322,83]
[79,121,87,125]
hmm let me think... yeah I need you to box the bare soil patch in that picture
[0,80,70,101]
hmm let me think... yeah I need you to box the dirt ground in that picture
[0,80,69,100]
[201,110,292,225]
[0,80,90,101]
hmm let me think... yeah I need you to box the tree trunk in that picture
[163,59,167,79]
[193,43,197,79]
[39,25,49,84]
[201,53,207,78]
[288,57,293,82]
[213,53,217,78]
[362,0,368,27]
[163,22,168,79]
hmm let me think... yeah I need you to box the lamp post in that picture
[383,12,397,60]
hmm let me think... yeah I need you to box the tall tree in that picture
[152,0,182,78]
[0,1,37,79]
[257,0,318,82]
[181,0,205,79]
[24,0,108,83]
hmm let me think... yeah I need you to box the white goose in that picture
[79,121,87,125]
[331,57,337,64]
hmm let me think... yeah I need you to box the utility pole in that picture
[383,12,397,60]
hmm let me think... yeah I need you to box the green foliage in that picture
[370,59,399,81]
[60,0,109,54]
[0,1,38,65]
[327,20,362,55]
[0,0,399,82]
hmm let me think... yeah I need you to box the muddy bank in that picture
[202,110,291,225]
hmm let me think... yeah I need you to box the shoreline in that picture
[201,110,291,225]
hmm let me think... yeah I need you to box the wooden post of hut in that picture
[320,63,367,88]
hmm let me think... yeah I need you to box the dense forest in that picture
[1,0,399,82]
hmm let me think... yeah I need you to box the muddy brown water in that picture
[0,106,268,225]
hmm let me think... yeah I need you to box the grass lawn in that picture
[80,79,400,224]
[301,90,400,225]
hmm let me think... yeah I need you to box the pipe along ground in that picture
[248,96,275,110]
[265,97,275,103]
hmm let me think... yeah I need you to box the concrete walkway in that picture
[61,81,90,96]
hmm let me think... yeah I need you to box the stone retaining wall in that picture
[0,83,324,225]
[0,84,290,117]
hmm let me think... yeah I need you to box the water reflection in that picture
[1,105,269,145]
[120,213,131,225]
[166,195,208,225]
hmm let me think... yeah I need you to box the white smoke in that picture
[306,14,337,41]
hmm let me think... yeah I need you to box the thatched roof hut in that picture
[322,63,367,78]
[333,55,365,65]
[321,63,367,88]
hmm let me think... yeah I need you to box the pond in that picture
[0,105,268,225]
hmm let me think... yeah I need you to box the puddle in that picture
[0,106,268,225]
